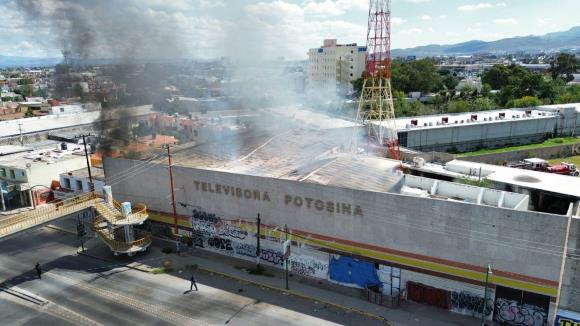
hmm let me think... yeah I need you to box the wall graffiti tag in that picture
[494,298,547,326]
[208,237,233,251]
[450,291,492,318]
[190,209,247,240]
[232,243,283,266]
[289,256,329,278]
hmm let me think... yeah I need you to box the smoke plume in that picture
[16,0,187,60]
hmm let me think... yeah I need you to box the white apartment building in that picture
[307,39,367,98]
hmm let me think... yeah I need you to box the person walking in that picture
[35,263,42,279]
[176,241,181,256]
[190,274,198,291]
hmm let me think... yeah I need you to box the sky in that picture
[0,0,578,60]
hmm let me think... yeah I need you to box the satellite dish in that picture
[26,162,32,168]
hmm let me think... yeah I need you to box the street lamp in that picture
[481,263,493,326]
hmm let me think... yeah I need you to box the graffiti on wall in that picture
[233,242,284,265]
[288,255,329,279]
[190,209,248,240]
[494,298,547,326]
[450,291,492,318]
[207,237,233,251]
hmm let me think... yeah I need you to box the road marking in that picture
[0,290,103,326]
[46,271,211,326]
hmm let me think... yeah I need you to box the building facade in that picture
[307,39,366,98]
[105,156,580,325]
[386,104,580,152]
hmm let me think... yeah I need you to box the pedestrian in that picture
[190,274,198,291]
[35,262,42,279]
[176,241,181,256]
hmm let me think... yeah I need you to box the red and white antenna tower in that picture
[353,0,400,160]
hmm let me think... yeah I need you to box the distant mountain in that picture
[0,55,61,68]
[392,26,580,57]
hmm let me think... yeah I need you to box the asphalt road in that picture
[0,221,384,326]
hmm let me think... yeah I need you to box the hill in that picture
[392,26,580,57]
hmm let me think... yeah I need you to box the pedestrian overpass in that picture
[0,190,152,255]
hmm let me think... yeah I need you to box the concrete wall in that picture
[560,216,580,312]
[105,158,569,292]
[403,116,556,152]
[458,142,580,165]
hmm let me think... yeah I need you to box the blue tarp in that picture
[329,256,381,288]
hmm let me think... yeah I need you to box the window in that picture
[60,107,64,113]
[62,177,71,189]
[0,168,5,177]
[76,180,83,191]
[194,130,198,137]
[9,169,15,179]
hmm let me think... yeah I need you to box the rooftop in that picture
[0,141,85,170]
[373,108,556,132]
[62,166,105,181]
[410,159,580,199]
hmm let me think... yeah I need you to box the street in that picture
[0,221,384,326]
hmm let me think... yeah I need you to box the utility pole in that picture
[284,224,289,290]
[18,120,24,145]
[164,144,179,235]
[481,264,492,326]
[80,134,93,190]
[256,213,261,270]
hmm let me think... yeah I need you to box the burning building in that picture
[103,107,580,324]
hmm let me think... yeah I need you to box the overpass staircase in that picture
[0,190,151,255]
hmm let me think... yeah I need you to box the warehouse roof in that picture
[372,109,556,132]
[412,159,580,199]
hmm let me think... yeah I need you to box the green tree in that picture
[442,74,459,91]
[549,53,578,82]
[481,65,511,89]
[469,97,495,111]
[446,100,470,113]
[509,96,542,108]
[391,58,442,94]
[17,77,34,85]
[555,85,580,104]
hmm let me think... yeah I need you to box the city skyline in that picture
[0,0,578,60]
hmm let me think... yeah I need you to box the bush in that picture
[151,267,167,274]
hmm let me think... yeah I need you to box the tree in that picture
[469,97,495,111]
[446,100,470,113]
[391,58,442,94]
[508,96,542,108]
[549,53,578,82]
[481,65,511,89]
[442,74,459,91]
[351,75,365,98]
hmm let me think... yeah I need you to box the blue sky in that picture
[0,0,578,59]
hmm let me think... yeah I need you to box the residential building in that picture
[53,166,106,200]
[0,141,88,211]
[307,39,367,97]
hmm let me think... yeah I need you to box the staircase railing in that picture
[0,191,99,236]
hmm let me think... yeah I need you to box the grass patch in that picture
[456,177,494,188]
[548,155,580,166]
[151,267,172,274]
[458,137,580,157]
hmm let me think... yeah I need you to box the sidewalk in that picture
[75,233,484,326]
